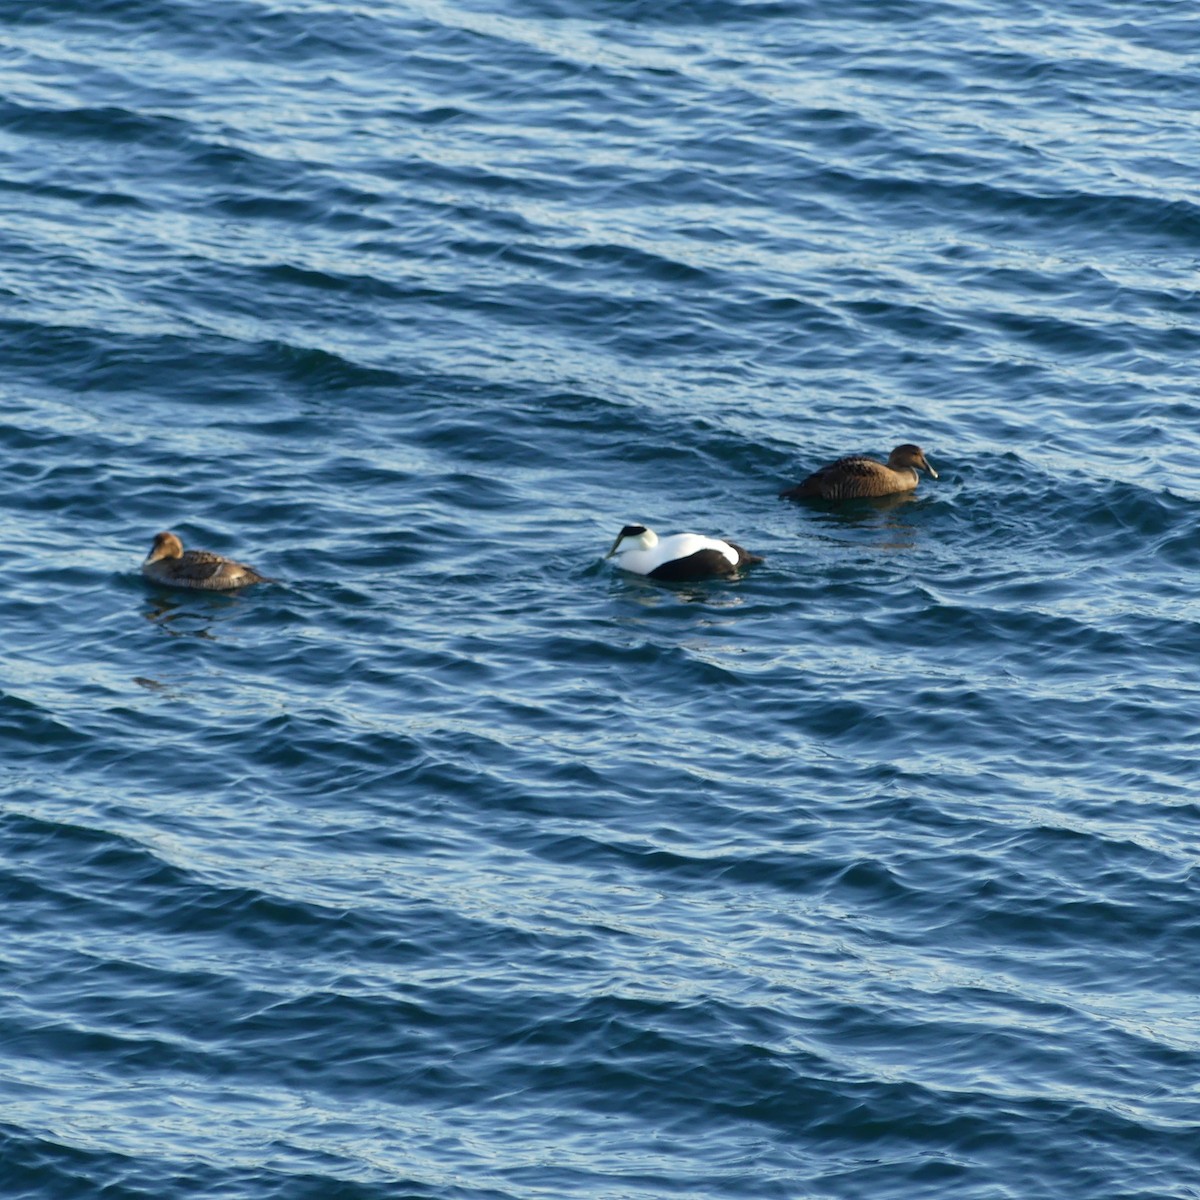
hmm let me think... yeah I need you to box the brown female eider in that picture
[141,531,271,590]
[780,444,939,501]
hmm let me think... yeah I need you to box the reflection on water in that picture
[609,570,754,608]
[801,492,921,519]
[131,676,180,699]
[793,492,927,552]
[140,589,240,638]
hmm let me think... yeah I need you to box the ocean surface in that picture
[3,1,1200,1197]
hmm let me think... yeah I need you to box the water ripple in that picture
[3,0,1200,1197]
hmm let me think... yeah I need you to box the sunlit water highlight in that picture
[2,2,1200,1198]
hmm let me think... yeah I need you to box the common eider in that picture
[780,444,938,501]
[142,531,271,590]
[606,524,763,580]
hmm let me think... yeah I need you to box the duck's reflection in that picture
[140,590,239,638]
[612,573,750,608]
[133,675,173,693]
[801,492,929,552]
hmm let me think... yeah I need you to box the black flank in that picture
[648,549,739,580]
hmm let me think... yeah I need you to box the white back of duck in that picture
[605,524,761,580]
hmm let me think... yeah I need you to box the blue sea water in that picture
[3,1,1200,1196]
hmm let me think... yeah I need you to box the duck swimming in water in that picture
[780,444,938,501]
[606,524,763,580]
[142,531,271,590]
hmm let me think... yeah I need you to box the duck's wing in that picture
[782,455,889,500]
[177,550,267,587]
[723,540,764,566]
[646,547,738,580]
[173,550,231,581]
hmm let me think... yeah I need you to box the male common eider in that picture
[142,531,271,590]
[606,524,763,580]
[780,444,938,501]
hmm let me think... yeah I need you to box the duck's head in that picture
[145,531,184,564]
[606,524,655,558]
[888,445,938,478]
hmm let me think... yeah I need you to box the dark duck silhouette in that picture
[142,532,272,590]
[780,444,938,501]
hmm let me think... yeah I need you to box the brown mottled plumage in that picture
[780,444,939,501]
[142,531,271,590]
